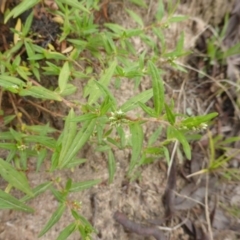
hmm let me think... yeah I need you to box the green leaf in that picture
[167,126,191,159]
[156,0,165,20]
[88,60,117,104]
[59,118,97,168]
[145,147,164,155]
[128,122,144,175]
[57,0,90,13]
[117,126,126,148]
[148,126,162,146]
[43,50,67,60]
[58,62,70,93]
[20,181,52,202]
[120,89,153,112]
[19,86,62,101]
[5,0,40,23]
[176,32,184,53]
[94,80,117,109]
[138,102,156,117]
[65,179,72,192]
[71,113,97,122]
[58,109,77,168]
[70,179,101,192]
[108,150,116,184]
[100,96,113,115]
[22,11,34,36]
[50,187,66,203]
[180,112,218,127]
[148,61,165,116]
[0,158,33,196]
[0,143,17,150]
[130,0,147,7]
[163,146,170,164]
[38,203,66,238]
[104,23,125,34]
[153,28,166,53]
[126,9,144,27]
[0,189,34,212]
[64,158,86,169]
[56,223,76,240]
[165,103,175,125]
[0,75,26,91]
[59,84,77,97]
[168,15,188,23]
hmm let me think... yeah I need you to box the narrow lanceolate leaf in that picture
[19,86,62,101]
[0,189,34,212]
[57,0,89,13]
[108,150,116,184]
[56,223,76,240]
[94,80,117,109]
[148,61,164,116]
[88,60,117,105]
[71,113,97,122]
[180,112,218,126]
[128,122,144,175]
[58,109,77,166]
[126,9,144,27]
[5,0,40,23]
[138,102,156,117]
[70,179,101,192]
[38,204,66,238]
[59,119,97,168]
[165,104,175,125]
[20,181,53,202]
[120,89,153,112]
[167,126,191,160]
[58,61,70,93]
[0,75,26,89]
[0,158,33,196]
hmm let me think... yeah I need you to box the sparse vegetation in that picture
[2,0,240,239]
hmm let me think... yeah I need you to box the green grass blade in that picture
[70,179,101,192]
[0,158,33,196]
[58,109,77,167]
[59,118,97,168]
[128,122,143,175]
[88,60,117,105]
[57,0,90,13]
[0,189,34,213]
[58,62,70,93]
[20,181,52,202]
[5,0,40,23]
[167,126,191,160]
[165,103,175,125]
[38,203,66,238]
[56,223,76,240]
[120,89,153,112]
[148,61,165,116]
[19,86,62,101]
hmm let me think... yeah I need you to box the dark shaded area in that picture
[114,211,166,240]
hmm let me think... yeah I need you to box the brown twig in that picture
[8,92,23,125]
[113,211,166,240]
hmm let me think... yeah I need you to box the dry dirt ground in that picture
[1,1,240,240]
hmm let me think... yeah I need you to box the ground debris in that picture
[114,211,166,240]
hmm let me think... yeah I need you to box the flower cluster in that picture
[109,109,128,127]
